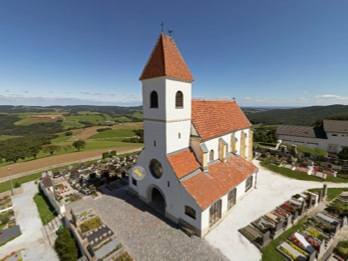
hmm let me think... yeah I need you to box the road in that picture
[0,146,142,182]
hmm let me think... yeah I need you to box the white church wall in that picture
[165,79,192,120]
[203,129,247,162]
[165,120,191,154]
[201,172,257,236]
[143,121,167,152]
[242,128,252,159]
[142,77,167,120]
[129,151,202,230]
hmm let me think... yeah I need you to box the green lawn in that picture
[262,217,307,261]
[309,187,348,201]
[260,161,348,183]
[0,172,42,193]
[33,191,57,225]
[297,145,328,157]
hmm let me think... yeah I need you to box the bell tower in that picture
[140,33,193,154]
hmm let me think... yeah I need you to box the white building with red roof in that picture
[129,33,258,237]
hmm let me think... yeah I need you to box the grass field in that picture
[14,113,64,126]
[62,113,113,129]
[33,191,57,225]
[0,122,143,167]
[309,187,348,201]
[260,161,348,183]
[50,122,142,153]
[0,172,42,193]
[297,145,328,157]
[0,135,19,141]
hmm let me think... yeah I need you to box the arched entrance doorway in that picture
[150,187,166,214]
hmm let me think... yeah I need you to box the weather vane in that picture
[160,21,164,33]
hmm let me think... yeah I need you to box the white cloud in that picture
[0,94,141,106]
[315,94,348,100]
[240,93,348,107]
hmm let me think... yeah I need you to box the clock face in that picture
[131,165,146,181]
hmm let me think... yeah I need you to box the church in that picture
[129,33,258,237]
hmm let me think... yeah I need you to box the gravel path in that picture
[0,182,58,260]
[68,188,228,261]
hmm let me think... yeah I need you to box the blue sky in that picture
[0,0,348,106]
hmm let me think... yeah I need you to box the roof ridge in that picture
[192,98,236,102]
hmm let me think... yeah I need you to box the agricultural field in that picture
[0,135,19,141]
[50,122,143,154]
[0,106,143,168]
[14,113,64,126]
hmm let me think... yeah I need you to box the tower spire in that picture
[139,33,193,82]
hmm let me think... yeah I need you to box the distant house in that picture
[276,120,348,153]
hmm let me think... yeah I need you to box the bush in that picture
[97,127,112,132]
[65,131,73,136]
[54,227,78,261]
[338,147,348,160]
[14,181,20,188]
[336,241,348,259]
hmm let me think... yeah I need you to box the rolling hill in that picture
[245,104,348,126]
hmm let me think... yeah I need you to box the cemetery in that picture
[240,186,348,261]
[239,190,320,249]
[39,153,138,215]
[256,143,348,181]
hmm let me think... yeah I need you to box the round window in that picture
[149,159,163,179]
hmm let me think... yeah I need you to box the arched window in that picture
[175,91,184,108]
[150,91,158,108]
[209,150,214,161]
[149,159,163,179]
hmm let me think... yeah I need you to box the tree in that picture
[43,145,61,156]
[54,227,78,261]
[338,147,348,160]
[65,131,73,136]
[72,140,86,151]
[133,129,144,142]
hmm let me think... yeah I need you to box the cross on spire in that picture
[160,21,164,33]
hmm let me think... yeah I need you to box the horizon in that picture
[1,0,348,107]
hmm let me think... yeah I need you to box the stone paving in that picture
[68,187,228,261]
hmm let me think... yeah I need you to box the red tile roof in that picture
[182,155,257,209]
[167,149,201,179]
[140,33,193,82]
[192,99,251,141]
